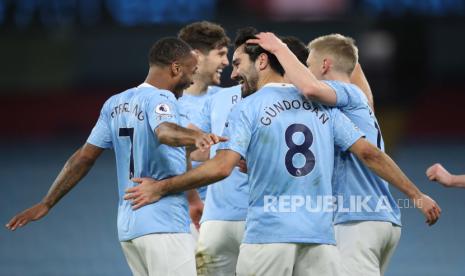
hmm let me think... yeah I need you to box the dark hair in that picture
[234,27,285,76]
[148,37,193,67]
[281,36,309,66]
[178,21,230,53]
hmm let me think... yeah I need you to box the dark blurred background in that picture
[1,0,464,275]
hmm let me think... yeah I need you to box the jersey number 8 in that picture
[285,124,315,177]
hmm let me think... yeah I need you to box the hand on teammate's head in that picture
[246,32,287,54]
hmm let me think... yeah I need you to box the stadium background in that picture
[1,0,464,275]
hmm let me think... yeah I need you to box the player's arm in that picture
[155,122,226,151]
[186,123,210,162]
[6,143,104,231]
[184,147,204,230]
[426,163,465,188]
[349,138,441,225]
[350,63,374,111]
[124,150,241,210]
[247,32,337,106]
[187,189,204,230]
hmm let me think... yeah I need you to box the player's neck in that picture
[323,71,351,83]
[257,72,285,90]
[144,67,176,95]
[184,81,208,96]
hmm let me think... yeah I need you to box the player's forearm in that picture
[42,149,96,208]
[450,174,465,188]
[190,148,210,162]
[186,189,202,204]
[161,157,230,195]
[273,46,322,96]
[350,63,374,111]
[185,148,193,171]
[156,122,200,147]
[359,147,422,200]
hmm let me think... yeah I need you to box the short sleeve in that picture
[217,103,252,158]
[87,101,113,149]
[146,96,179,131]
[324,80,363,108]
[332,108,364,151]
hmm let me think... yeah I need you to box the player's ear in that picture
[321,58,331,75]
[257,53,268,71]
[171,61,182,77]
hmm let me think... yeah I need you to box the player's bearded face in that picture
[239,62,258,97]
[232,46,259,98]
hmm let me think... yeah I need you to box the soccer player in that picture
[5,37,226,276]
[177,21,230,207]
[192,35,310,276]
[124,28,440,275]
[193,84,247,275]
[427,163,465,188]
[247,32,441,275]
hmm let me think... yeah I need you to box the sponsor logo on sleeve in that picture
[155,103,174,120]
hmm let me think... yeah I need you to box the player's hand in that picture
[426,163,453,187]
[413,193,441,226]
[246,32,287,54]
[189,199,204,231]
[195,132,228,152]
[124,177,165,210]
[237,159,248,174]
[6,202,50,231]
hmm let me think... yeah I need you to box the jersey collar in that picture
[138,82,155,88]
[262,83,295,88]
[138,83,176,101]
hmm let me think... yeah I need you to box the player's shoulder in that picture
[109,85,173,102]
[207,85,222,95]
[177,93,191,103]
[262,83,300,96]
[209,85,241,102]
[324,80,368,103]
[342,82,367,102]
[178,92,210,107]
[250,83,300,103]
[103,87,136,107]
[138,86,173,99]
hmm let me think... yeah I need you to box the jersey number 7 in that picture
[119,127,135,179]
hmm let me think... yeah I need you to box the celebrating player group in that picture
[6,21,444,276]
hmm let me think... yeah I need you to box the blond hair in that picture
[308,34,358,75]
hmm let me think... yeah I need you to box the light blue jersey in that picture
[196,85,248,222]
[219,83,363,244]
[87,83,190,241]
[178,92,211,201]
[325,80,402,226]
[207,85,223,96]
